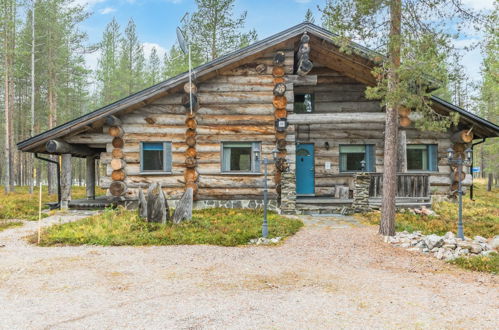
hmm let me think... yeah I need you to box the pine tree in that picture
[96,17,121,104]
[118,19,146,96]
[147,46,162,86]
[188,0,258,61]
[320,0,481,236]
[304,9,315,23]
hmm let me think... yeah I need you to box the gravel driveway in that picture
[0,212,497,329]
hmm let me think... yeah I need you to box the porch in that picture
[295,173,431,214]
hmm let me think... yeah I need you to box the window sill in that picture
[139,171,173,176]
[406,170,439,173]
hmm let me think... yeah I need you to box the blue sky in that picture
[78,0,495,82]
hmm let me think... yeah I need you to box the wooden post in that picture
[61,154,72,210]
[488,173,493,191]
[86,155,96,200]
[397,130,407,172]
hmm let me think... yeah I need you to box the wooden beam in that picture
[46,139,96,157]
[288,112,385,124]
[86,155,96,200]
[285,75,317,86]
[105,115,122,126]
[61,154,72,210]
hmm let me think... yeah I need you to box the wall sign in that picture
[275,118,288,132]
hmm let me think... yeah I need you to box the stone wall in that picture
[280,171,297,214]
[352,173,371,213]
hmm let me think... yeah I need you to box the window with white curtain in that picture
[222,142,261,173]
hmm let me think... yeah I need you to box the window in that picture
[140,142,172,173]
[222,142,260,173]
[407,144,438,171]
[294,93,314,113]
[339,145,375,172]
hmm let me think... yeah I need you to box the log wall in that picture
[293,64,457,197]
[99,48,295,201]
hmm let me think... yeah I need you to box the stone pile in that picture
[249,237,282,245]
[352,173,370,213]
[387,231,497,261]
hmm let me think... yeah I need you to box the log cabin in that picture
[17,23,499,214]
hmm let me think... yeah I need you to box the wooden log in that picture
[288,112,385,124]
[185,147,197,158]
[255,63,267,74]
[398,106,411,117]
[450,169,466,181]
[275,131,287,140]
[451,130,474,144]
[297,58,313,76]
[185,157,197,168]
[111,158,126,171]
[277,139,287,150]
[109,181,126,196]
[109,126,124,137]
[399,117,411,128]
[105,115,122,127]
[86,156,96,199]
[274,108,288,119]
[112,169,126,181]
[335,186,350,199]
[138,189,147,218]
[112,148,124,159]
[185,118,197,129]
[297,42,310,58]
[272,66,285,77]
[173,188,193,224]
[186,136,196,147]
[112,137,124,148]
[61,154,72,210]
[273,83,287,96]
[273,51,285,67]
[45,139,95,156]
[284,75,317,86]
[182,93,198,110]
[146,182,170,224]
[274,77,285,84]
[184,168,198,183]
[273,96,287,109]
[453,143,466,153]
[275,157,289,172]
[186,128,196,138]
[183,82,198,94]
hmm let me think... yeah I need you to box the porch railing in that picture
[369,173,430,198]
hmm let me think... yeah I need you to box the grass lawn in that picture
[357,180,499,238]
[31,207,304,247]
[0,220,23,232]
[449,253,498,274]
[0,186,106,221]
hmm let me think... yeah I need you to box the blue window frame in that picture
[339,144,375,172]
[407,144,438,171]
[221,142,261,173]
[140,142,172,173]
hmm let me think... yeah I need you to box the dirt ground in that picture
[0,213,497,329]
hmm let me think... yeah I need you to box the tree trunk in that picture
[487,173,493,192]
[29,1,36,194]
[86,156,96,199]
[60,154,72,210]
[379,0,401,237]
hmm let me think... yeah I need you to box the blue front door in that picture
[296,143,314,195]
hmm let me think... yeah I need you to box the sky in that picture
[78,0,496,82]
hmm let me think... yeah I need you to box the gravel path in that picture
[0,213,497,329]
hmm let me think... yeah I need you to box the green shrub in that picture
[32,207,303,247]
[449,253,499,274]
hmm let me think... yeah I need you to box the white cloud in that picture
[143,42,167,59]
[99,7,116,14]
[461,0,495,10]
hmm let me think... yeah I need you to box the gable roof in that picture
[17,22,499,153]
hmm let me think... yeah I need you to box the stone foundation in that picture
[352,173,371,213]
[123,198,278,211]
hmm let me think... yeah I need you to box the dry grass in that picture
[0,220,23,232]
[358,181,499,238]
[449,253,499,274]
[31,207,304,247]
[0,186,105,221]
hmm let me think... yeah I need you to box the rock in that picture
[401,243,411,248]
[489,236,499,250]
[444,251,457,261]
[435,249,445,260]
[424,234,444,250]
[470,244,483,254]
[457,241,472,250]
[444,232,455,240]
[481,250,496,257]
[473,236,487,243]
[431,247,439,253]
[444,238,456,245]
[442,244,456,249]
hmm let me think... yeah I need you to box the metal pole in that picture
[262,158,269,238]
[457,156,464,239]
